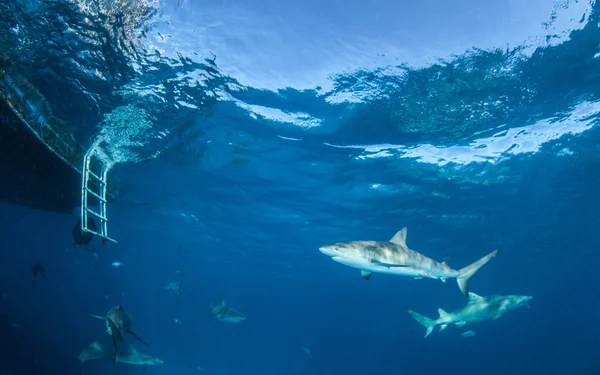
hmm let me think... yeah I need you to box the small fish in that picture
[461,330,476,338]
[111,262,124,268]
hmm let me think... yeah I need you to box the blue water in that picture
[1,0,600,374]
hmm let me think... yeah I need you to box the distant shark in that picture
[209,297,246,323]
[408,292,532,338]
[89,295,149,365]
[164,281,183,296]
[319,227,498,296]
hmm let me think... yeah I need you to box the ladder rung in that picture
[85,207,107,222]
[85,188,107,203]
[81,228,118,244]
[86,170,106,184]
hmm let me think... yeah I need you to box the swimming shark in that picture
[112,345,164,367]
[408,292,532,338]
[79,342,163,369]
[318,227,498,296]
[164,281,183,296]
[208,297,246,323]
[89,295,149,365]
[78,341,106,363]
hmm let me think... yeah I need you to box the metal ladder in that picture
[80,143,117,243]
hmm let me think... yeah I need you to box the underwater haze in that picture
[1,0,600,374]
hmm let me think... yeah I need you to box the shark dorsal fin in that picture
[220,296,225,306]
[468,292,483,302]
[390,227,408,246]
[437,308,449,319]
[119,293,124,308]
[442,260,449,267]
[128,344,137,353]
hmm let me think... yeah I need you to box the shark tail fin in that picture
[456,249,499,296]
[407,309,436,338]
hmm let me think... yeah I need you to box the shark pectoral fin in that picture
[360,270,372,280]
[455,321,467,328]
[127,328,150,346]
[89,314,107,320]
[439,324,448,332]
[142,365,148,373]
[113,352,119,367]
[440,277,447,284]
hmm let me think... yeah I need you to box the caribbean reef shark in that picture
[89,295,149,365]
[209,297,246,323]
[408,292,532,338]
[319,227,498,296]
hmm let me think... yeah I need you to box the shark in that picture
[78,341,106,363]
[164,281,183,296]
[208,297,246,323]
[318,227,498,296]
[112,345,164,367]
[89,295,149,365]
[408,292,532,338]
[79,342,163,369]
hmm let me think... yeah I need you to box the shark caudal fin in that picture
[407,309,436,338]
[456,249,499,296]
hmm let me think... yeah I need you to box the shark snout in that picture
[319,245,336,257]
[320,244,346,257]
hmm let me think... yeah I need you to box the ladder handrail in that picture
[80,141,117,243]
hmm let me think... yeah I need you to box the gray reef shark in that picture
[89,295,149,365]
[209,297,246,323]
[408,292,532,338]
[319,227,498,296]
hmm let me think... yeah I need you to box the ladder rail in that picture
[80,142,117,243]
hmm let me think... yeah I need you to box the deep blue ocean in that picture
[1,0,600,374]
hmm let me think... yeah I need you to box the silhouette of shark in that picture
[89,295,149,366]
